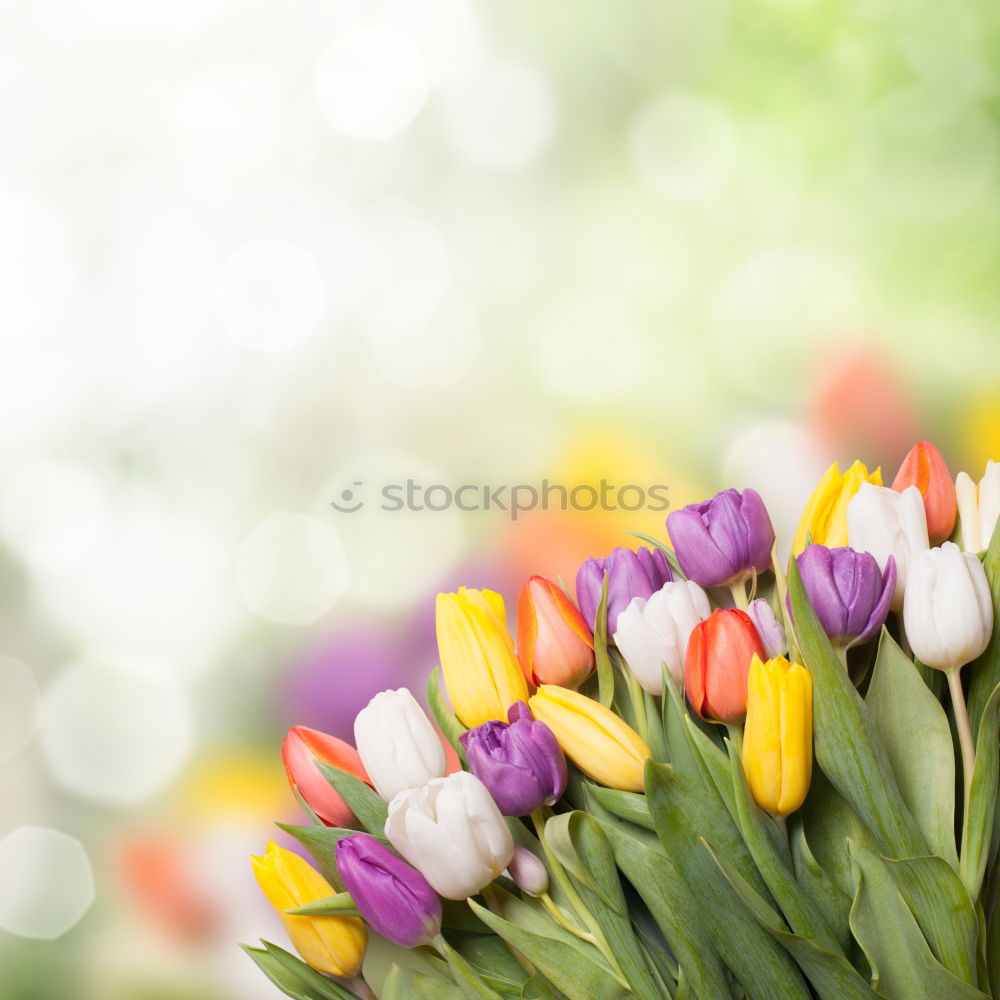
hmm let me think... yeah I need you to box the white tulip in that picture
[613,580,711,693]
[847,483,929,611]
[384,771,514,900]
[354,688,446,802]
[956,461,1000,554]
[903,542,993,672]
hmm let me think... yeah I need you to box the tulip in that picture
[575,546,672,635]
[506,846,548,897]
[956,460,1000,553]
[902,542,993,673]
[517,575,595,688]
[793,545,896,649]
[282,727,370,828]
[334,833,441,949]
[742,655,813,817]
[353,688,447,803]
[847,483,928,611]
[460,701,567,816]
[251,841,367,976]
[746,598,788,659]
[892,441,957,545]
[685,609,765,724]
[384,772,514,900]
[792,460,882,555]
[527,685,651,792]
[612,580,711,692]
[666,488,775,588]
[436,588,530,728]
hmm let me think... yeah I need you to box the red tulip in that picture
[685,609,764,723]
[892,440,957,545]
[517,576,595,688]
[281,726,369,828]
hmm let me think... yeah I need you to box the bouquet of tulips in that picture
[245,443,1000,1000]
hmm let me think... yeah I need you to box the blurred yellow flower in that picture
[792,460,881,555]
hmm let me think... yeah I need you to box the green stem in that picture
[335,975,377,1000]
[726,723,744,757]
[834,644,849,670]
[539,892,598,945]
[947,667,976,807]
[530,809,624,978]
[729,581,749,611]
[433,933,503,1000]
[626,669,650,744]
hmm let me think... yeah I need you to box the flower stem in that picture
[729,581,749,611]
[947,667,976,805]
[539,892,597,945]
[725,723,744,757]
[335,976,377,1000]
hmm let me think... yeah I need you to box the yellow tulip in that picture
[792,460,882,555]
[528,684,651,792]
[742,655,813,817]
[251,841,366,977]
[436,588,530,727]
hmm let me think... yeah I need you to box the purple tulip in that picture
[334,833,442,948]
[575,546,672,634]
[666,488,776,588]
[793,544,897,648]
[459,702,567,816]
[747,598,788,659]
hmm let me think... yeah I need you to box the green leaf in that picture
[960,682,1000,897]
[787,817,852,952]
[587,786,655,831]
[864,628,957,867]
[259,941,360,1000]
[467,900,633,1000]
[644,688,669,763]
[847,842,989,1000]
[788,559,925,858]
[447,931,531,993]
[597,816,733,1000]
[987,903,1000,998]
[700,842,882,1000]
[427,667,468,761]
[725,746,844,958]
[286,891,361,917]
[315,762,388,837]
[593,573,614,708]
[435,935,505,1000]
[967,518,1000,740]
[276,823,354,890]
[241,944,326,1000]
[382,963,467,1000]
[644,761,811,999]
[542,811,664,1000]
[520,975,567,1000]
[882,856,978,986]
[660,670,702,781]
[294,785,324,827]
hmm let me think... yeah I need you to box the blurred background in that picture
[2,0,1000,996]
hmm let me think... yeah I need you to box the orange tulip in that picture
[685,609,765,724]
[281,727,369,828]
[516,576,595,688]
[892,440,957,545]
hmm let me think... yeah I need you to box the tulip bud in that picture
[742,655,813,817]
[746,598,788,659]
[902,542,993,672]
[251,841,367,976]
[575,546,672,635]
[792,545,896,649]
[792,460,882,556]
[892,441,957,545]
[666,488,775,588]
[506,846,548,897]
[847,483,929,611]
[281,727,370,828]
[460,702,567,816]
[385,772,514,900]
[436,588,530,729]
[685,609,764,724]
[517,576,595,688]
[613,580,711,693]
[354,688,447,803]
[956,460,1000,553]
[334,833,442,949]
[527,685,651,792]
